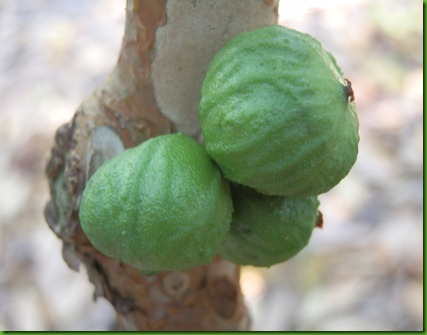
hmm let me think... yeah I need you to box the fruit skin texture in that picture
[79,133,233,273]
[199,25,359,197]
[218,185,319,267]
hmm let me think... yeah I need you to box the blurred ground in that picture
[0,0,423,331]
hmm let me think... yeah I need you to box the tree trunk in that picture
[44,0,278,331]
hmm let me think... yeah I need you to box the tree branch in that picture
[44,0,278,330]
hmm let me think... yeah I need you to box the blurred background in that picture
[0,0,423,331]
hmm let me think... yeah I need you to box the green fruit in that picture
[199,25,359,197]
[79,133,233,273]
[218,185,319,267]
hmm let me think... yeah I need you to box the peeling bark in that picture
[45,0,278,330]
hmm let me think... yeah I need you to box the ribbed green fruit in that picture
[79,133,233,273]
[218,185,319,267]
[199,25,359,197]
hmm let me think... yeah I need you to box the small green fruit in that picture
[199,25,359,197]
[218,185,319,267]
[79,133,233,273]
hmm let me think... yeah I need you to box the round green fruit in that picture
[218,185,320,267]
[79,133,233,273]
[199,25,359,197]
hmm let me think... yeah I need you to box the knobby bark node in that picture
[44,0,278,330]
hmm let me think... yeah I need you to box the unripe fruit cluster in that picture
[79,25,359,273]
